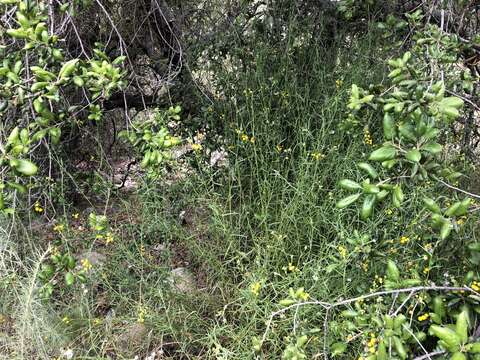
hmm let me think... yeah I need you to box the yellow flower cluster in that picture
[191,143,202,151]
[235,129,255,144]
[456,216,467,225]
[105,232,114,244]
[284,262,299,273]
[338,245,347,259]
[34,202,44,213]
[137,307,147,323]
[399,236,410,245]
[361,261,369,272]
[363,128,373,146]
[310,152,325,161]
[417,313,429,321]
[250,282,261,296]
[53,224,65,232]
[80,258,92,271]
[335,79,343,90]
[72,212,80,220]
[366,334,377,354]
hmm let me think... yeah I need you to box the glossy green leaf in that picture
[336,193,361,209]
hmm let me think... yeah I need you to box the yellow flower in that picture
[105,232,114,244]
[311,152,325,161]
[423,267,430,274]
[191,143,202,151]
[471,281,480,292]
[287,262,299,272]
[338,245,347,259]
[250,282,262,296]
[53,224,65,232]
[276,144,283,153]
[62,316,70,324]
[362,262,369,272]
[250,136,256,144]
[93,318,102,325]
[72,213,80,220]
[385,208,393,216]
[137,307,147,323]
[80,258,92,271]
[399,236,410,245]
[34,202,44,213]
[367,335,377,353]
[417,313,429,321]
[363,128,373,146]
[240,134,249,142]
[335,79,343,89]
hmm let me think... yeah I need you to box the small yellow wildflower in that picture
[62,316,71,324]
[346,334,354,342]
[424,243,433,252]
[250,282,262,296]
[250,136,256,144]
[367,335,377,353]
[338,245,347,259]
[34,202,44,213]
[80,258,92,271]
[363,128,373,146]
[362,262,369,272]
[95,234,104,240]
[423,267,430,274]
[72,213,80,220]
[93,318,102,325]
[137,307,146,323]
[191,143,202,151]
[311,152,325,161]
[276,144,283,153]
[287,262,299,272]
[105,232,114,244]
[240,134,249,142]
[417,313,429,322]
[471,281,480,292]
[456,216,467,226]
[399,236,410,245]
[53,224,65,232]
[335,79,343,90]
[385,208,393,216]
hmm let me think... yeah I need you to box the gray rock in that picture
[117,323,147,352]
[78,251,106,268]
[168,267,196,293]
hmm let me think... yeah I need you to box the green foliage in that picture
[0,0,126,212]
[118,106,182,175]
[1,1,480,359]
